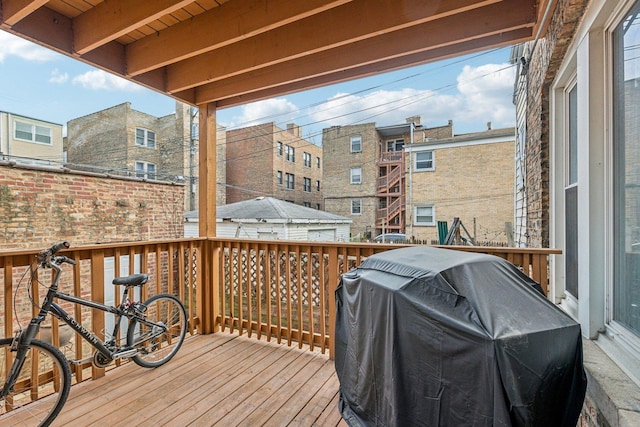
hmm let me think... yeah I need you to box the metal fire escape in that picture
[376,150,405,235]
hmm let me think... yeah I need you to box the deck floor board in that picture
[44,333,347,427]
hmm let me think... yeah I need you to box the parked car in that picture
[373,233,407,243]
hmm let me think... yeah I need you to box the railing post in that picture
[91,249,106,379]
[328,246,338,360]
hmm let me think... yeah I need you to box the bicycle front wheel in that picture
[0,337,71,427]
[127,294,187,368]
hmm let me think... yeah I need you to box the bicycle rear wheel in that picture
[127,294,187,368]
[0,337,71,427]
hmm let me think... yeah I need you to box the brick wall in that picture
[0,163,185,250]
[523,0,588,247]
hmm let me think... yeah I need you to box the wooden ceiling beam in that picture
[0,0,48,26]
[164,0,502,92]
[194,28,533,108]
[125,0,353,76]
[165,0,534,93]
[73,0,194,55]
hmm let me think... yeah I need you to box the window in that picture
[350,167,362,184]
[286,173,295,189]
[14,121,52,145]
[304,152,312,167]
[415,151,434,171]
[316,204,321,210]
[277,170,283,185]
[351,136,362,153]
[277,141,283,156]
[386,139,404,152]
[303,202,311,207]
[414,205,435,226]
[286,145,295,162]
[613,4,640,337]
[135,161,156,180]
[303,177,311,192]
[351,199,361,215]
[316,180,321,191]
[135,128,156,148]
[317,157,321,168]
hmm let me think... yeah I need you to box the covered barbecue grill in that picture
[335,246,586,426]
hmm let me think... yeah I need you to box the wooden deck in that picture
[50,333,348,426]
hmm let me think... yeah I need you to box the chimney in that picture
[287,123,301,137]
[487,121,492,130]
[406,115,421,126]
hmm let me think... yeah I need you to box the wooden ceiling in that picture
[0,0,553,109]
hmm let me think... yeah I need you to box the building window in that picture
[303,177,311,192]
[350,167,362,184]
[387,139,404,151]
[286,173,295,189]
[277,170,283,185]
[316,180,321,191]
[135,161,156,180]
[613,4,640,337]
[316,203,321,210]
[415,151,434,171]
[414,205,435,226]
[286,145,295,162]
[351,199,361,215]
[14,121,52,145]
[277,141,283,156]
[317,156,321,168]
[135,128,156,148]
[303,202,311,207]
[351,136,362,153]
[304,152,311,167]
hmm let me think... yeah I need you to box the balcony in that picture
[0,239,560,424]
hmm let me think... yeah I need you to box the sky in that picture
[0,30,517,145]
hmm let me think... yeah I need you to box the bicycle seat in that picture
[112,274,148,287]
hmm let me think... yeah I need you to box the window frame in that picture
[285,145,295,162]
[350,135,362,153]
[135,161,156,180]
[351,199,362,215]
[277,170,283,185]
[14,120,52,145]
[135,128,156,149]
[415,151,434,171]
[285,172,295,189]
[277,141,283,156]
[414,205,435,226]
[350,167,362,184]
[303,152,312,167]
[303,177,312,192]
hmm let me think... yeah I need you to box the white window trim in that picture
[14,120,52,145]
[135,161,156,180]
[414,151,435,171]
[351,199,362,215]
[350,167,362,184]
[350,136,362,153]
[414,205,435,226]
[135,128,156,149]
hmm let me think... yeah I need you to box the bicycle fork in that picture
[1,319,43,397]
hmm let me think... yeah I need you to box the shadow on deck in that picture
[52,333,347,426]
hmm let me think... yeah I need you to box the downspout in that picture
[6,113,12,159]
[0,113,3,159]
[408,122,414,238]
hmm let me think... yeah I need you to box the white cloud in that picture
[49,68,69,84]
[225,98,299,128]
[72,69,142,91]
[0,31,58,62]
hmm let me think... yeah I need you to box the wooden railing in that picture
[1,239,560,383]
[0,239,203,382]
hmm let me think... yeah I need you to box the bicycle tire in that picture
[0,337,71,427]
[127,294,187,368]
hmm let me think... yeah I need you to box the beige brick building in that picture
[322,118,455,239]
[66,102,226,211]
[225,123,322,208]
[0,111,64,167]
[405,127,515,244]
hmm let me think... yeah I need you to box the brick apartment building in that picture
[225,122,323,208]
[405,126,515,244]
[322,117,456,239]
[0,111,64,167]
[65,101,226,211]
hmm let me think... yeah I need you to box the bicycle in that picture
[0,242,188,426]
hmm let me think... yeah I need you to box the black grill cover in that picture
[335,246,586,426]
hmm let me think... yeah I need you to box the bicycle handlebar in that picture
[36,241,72,265]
